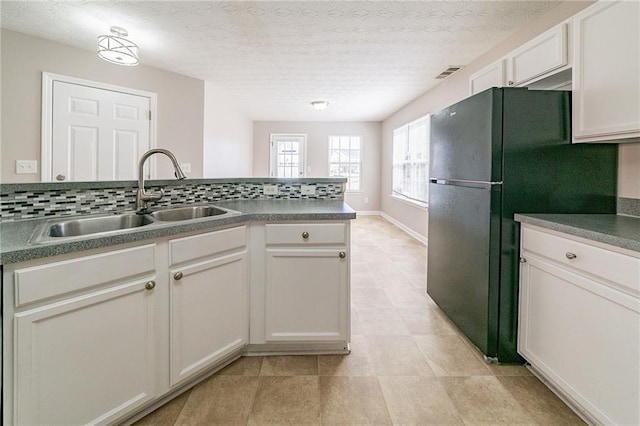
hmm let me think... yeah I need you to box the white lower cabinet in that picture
[168,227,248,386]
[4,244,159,426]
[518,225,640,425]
[262,223,350,344]
[3,220,351,424]
[251,222,350,352]
[265,248,348,342]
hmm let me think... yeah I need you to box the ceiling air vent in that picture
[435,66,463,79]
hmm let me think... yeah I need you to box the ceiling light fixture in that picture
[311,101,329,111]
[97,26,139,66]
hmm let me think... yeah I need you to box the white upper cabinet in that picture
[469,59,506,95]
[572,0,640,143]
[470,22,570,95]
[509,24,568,87]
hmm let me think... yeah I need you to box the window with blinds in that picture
[392,115,430,204]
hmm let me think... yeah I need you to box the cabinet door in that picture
[265,248,348,342]
[469,59,506,95]
[519,253,640,425]
[510,24,568,86]
[572,0,640,143]
[170,251,248,387]
[14,279,158,425]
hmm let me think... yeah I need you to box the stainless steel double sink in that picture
[31,205,239,243]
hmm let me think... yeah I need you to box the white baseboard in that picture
[356,210,427,245]
[354,210,381,216]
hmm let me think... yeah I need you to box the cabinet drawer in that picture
[265,223,346,245]
[13,244,156,307]
[169,225,246,265]
[522,226,640,296]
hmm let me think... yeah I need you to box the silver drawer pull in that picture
[339,251,346,259]
[302,231,310,239]
[174,272,183,280]
[565,252,577,260]
[145,281,156,290]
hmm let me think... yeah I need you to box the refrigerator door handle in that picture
[429,178,503,190]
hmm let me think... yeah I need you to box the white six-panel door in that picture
[51,80,151,181]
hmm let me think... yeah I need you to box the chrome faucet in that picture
[136,149,187,212]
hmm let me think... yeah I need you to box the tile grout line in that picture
[244,357,264,425]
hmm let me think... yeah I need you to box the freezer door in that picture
[427,181,501,358]
[429,88,503,183]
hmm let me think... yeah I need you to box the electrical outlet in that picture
[263,184,279,195]
[179,163,191,173]
[16,160,38,174]
[301,185,316,195]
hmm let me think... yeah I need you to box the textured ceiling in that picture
[0,1,560,121]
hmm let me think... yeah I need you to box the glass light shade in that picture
[311,101,329,111]
[97,34,139,66]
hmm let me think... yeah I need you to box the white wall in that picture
[0,29,205,183]
[619,143,640,199]
[203,82,253,177]
[253,121,381,211]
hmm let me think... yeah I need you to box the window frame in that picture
[328,134,363,193]
[391,115,430,207]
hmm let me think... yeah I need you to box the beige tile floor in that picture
[135,216,584,425]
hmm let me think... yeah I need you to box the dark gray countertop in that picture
[1,200,356,265]
[514,213,640,253]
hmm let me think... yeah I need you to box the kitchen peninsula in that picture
[1,177,355,425]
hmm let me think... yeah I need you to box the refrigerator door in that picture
[426,181,502,358]
[430,88,503,183]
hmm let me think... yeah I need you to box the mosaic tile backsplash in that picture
[0,179,345,222]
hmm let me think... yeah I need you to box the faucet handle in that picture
[142,188,164,203]
[151,188,165,201]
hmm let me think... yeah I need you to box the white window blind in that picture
[392,115,430,204]
[328,135,361,191]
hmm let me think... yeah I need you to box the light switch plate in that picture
[301,185,316,195]
[16,160,38,174]
[263,184,279,195]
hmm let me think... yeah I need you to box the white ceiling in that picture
[0,1,560,121]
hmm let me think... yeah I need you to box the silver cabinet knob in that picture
[174,272,183,280]
[56,174,66,181]
[145,281,156,290]
[339,251,346,259]
[565,252,577,260]
[519,257,527,263]
[302,231,309,239]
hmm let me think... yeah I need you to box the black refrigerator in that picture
[426,87,617,363]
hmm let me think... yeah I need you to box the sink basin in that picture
[32,213,154,242]
[150,205,230,222]
[47,213,154,237]
[29,205,239,244]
